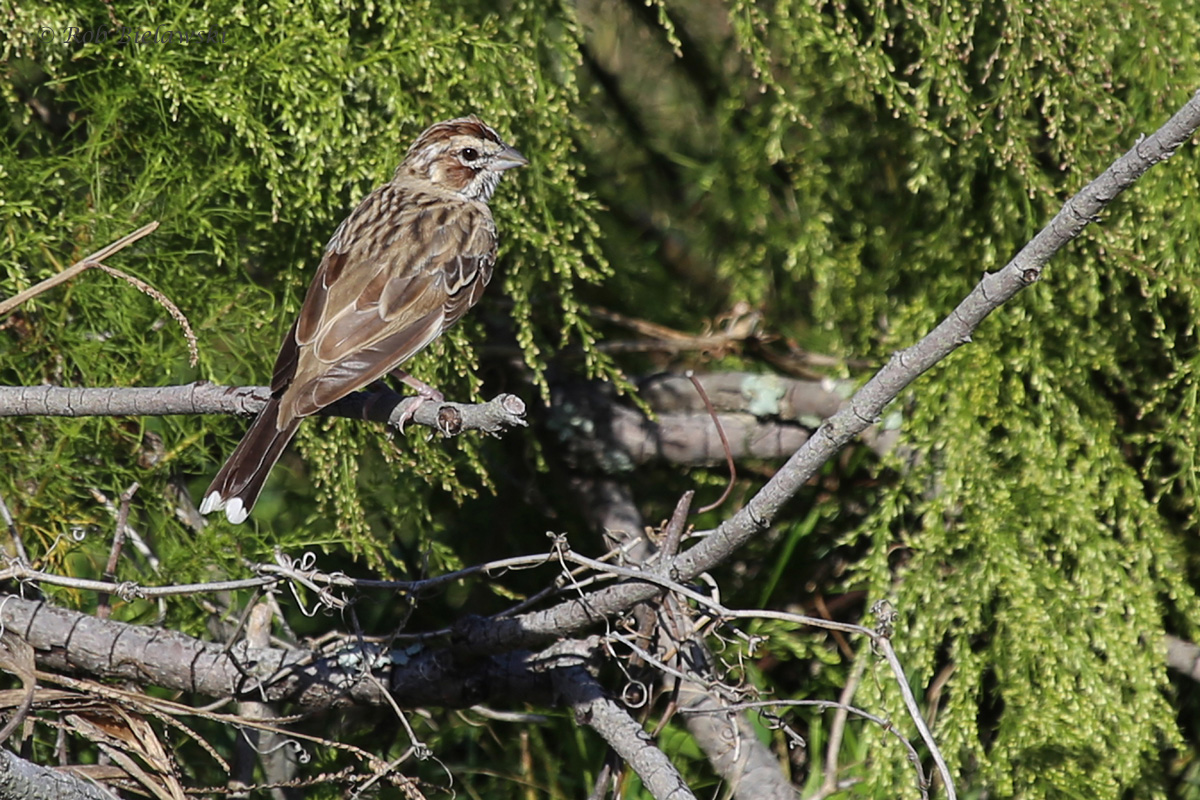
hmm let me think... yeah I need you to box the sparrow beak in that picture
[492,145,529,171]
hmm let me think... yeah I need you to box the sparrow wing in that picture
[272,187,497,424]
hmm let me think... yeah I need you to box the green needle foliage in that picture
[577,0,1200,797]
[2,0,613,570]
[4,0,1200,798]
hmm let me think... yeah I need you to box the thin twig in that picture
[87,485,160,571]
[693,698,929,798]
[0,491,27,563]
[96,482,139,620]
[810,653,867,800]
[0,562,280,598]
[687,371,736,514]
[0,222,159,316]
[92,263,198,367]
[659,491,694,558]
[0,548,562,601]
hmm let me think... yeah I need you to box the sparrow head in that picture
[398,115,528,202]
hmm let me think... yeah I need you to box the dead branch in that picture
[0,383,527,438]
[0,747,119,800]
[548,640,697,800]
[0,595,554,710]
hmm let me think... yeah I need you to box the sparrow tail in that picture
[199,397,301,524]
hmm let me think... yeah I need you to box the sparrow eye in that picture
[460,147,480,162]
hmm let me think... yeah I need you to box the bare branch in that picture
[232,601,296,794]
[0,383,527,437]
[638,372,846,420]
[698,699,928,795]
[1165,634,1200,681]
[553,374,896,468]
[0,490,27,563]
[675,683,795,800]
[811,653,868,800]
[0,594,554,710]
[548,641,697,800]
[0,372,886,466]
[0,747,120,800]
[96,482,139,621]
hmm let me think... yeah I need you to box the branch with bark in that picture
[0,89,1196,800]
[0,594,559,710]
[0,383,527,438]
[0,371,888,466]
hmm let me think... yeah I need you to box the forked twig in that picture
[0,221,199,366]
[0,222,159,316]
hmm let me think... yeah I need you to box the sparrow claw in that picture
[395,394,434,433]
[391,369,444,404]
[390,369,445,433]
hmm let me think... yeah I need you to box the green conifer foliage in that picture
[4,0,1200,797]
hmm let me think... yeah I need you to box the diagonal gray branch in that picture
[452,88,1200,657]
[672,88,1200,586]
[549,642,697,800]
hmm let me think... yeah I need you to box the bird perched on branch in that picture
[200,115,527,524]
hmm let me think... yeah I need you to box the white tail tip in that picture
[224,499,249,525]
[199,492,249,524]
[199,491,222,516]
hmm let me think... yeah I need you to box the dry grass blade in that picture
[0,221,198,366]
[0,628,37,744]
[65,708,185,800]
[0,221,159,316]
[93,263,199,366]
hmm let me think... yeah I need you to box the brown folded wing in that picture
[271,185,497,427]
